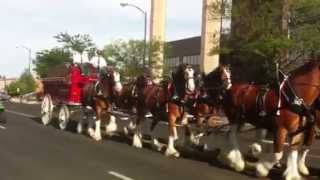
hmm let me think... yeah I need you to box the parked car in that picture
[0,102,6,124]
[0,92,11,101]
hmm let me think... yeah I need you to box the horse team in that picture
[75,60,320,180]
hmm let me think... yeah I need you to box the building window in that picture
[166,57,180,67]
[182,55,200,65]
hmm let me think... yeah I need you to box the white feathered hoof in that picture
[105,123,117,136]
[77,122,83,134]
[248,143,262,159]
[256,163,270,177]
[123,127,129,136]
[165,147,180,158]
[283,171,302,180]
[93,133,102,141]
[226,150,245,172]
[151,139,163,152]
[231,160,245,172]
[132,134,142,148]
[298,163,309,176]
[88,128,95,137]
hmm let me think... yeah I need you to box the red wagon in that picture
[40,63,98,131]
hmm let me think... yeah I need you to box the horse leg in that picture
[77,108,87,134]
[224,124,245,172]
[256,127,286,177]
[87,109,95,138]
[123,107,137,136]
[298,126,315,176]
[150,118,162,152]
[181,112,189,125]
[283,132,304,180]
[93,107,102,141]
[105,114,118,136]
[124,119,136,136]
[248,129,267,158]
[132,114,143,148]
[165,114,180,157]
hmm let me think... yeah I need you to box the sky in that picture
[0,0,202,78]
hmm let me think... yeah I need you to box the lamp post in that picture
[17,46,32,74]
[120,2,147,68]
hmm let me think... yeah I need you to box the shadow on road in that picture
[28,116,320,180]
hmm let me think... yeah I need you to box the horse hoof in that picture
[256,163,270,177]
[132,142,142,149]
[123,127,129,136]
[152,144,162,152]
[93,134,102,141]
[132,134,142,148]
[248,143,262,158]
[88,129,95,137]
[284,173,302,180]
[165,148,180,158]
[298,164,309,176]
[77,123,83,134]
[106,124,117,136]
[231,160,245,172]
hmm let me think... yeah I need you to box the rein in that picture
[291,82,320,90]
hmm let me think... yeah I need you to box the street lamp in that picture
[16,45,32,74]
[120,2,147,68]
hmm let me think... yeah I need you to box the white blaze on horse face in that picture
[113,71,123,92]
[223,67,232,89]
[185,67,195,92]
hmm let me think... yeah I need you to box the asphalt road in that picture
[0,102,319,180]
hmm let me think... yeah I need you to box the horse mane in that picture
[203,65,225,86]
[290,59,320,78]
[172,64,188,95]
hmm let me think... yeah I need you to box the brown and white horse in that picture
[81,67,123,141]
[129,72,169,150]
[206,61,320,180]
[164,64,199,157]
[130,64,199,157]
[188,64,232,144]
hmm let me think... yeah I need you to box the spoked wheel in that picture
[58,105,70,130]
[41,94,53,125]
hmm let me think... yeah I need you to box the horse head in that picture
[204,64,232,90]
[172,64,196,95]
[220,64,232,90]
[99,67,123,97]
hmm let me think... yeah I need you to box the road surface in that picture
[0,102,319,180]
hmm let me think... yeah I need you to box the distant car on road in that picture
[0,92,11,101]
[0,101,6,124]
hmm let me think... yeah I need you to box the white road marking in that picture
[6,110,37,119]
[108,171,134,180]
[0,125,6,130]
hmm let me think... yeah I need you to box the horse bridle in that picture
[184,67,196,93]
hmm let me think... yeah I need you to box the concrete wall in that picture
[200,0,221,74]
[0,78,16,91]
[150,0,167,82]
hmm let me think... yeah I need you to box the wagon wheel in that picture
[41,94,53,125]
[58,105,70,130]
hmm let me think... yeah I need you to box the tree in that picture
[289,0,320,60]
[212,0,320,83]
[34,48,72,78]
[101,39,171,80]
[6,70,36,96]
[54,32,95,63]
